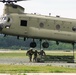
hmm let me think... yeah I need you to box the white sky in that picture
[0,0,76,19]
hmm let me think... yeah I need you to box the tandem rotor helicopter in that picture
[0,0,76,50]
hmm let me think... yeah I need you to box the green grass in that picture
[0,50,27,58]
[0,64,76,73]
[0,53,26,58]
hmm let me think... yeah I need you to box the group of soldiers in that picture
[26,48,46,62]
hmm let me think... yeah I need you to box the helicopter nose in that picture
[0,24,3,30]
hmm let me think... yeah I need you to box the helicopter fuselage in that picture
[0,4,76,48]
[0,13,76,43]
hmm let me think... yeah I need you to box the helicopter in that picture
[0,0,76,49]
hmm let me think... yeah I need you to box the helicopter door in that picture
[19,19,28,36]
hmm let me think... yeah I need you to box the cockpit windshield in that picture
[0,15,11,23]
[2,17,7,20]
[0,15,7,22]
[0,14,12,29]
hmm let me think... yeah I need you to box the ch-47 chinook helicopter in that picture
[0,0,76,50]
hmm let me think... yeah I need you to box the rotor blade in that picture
[0,0,5,2]
[0,0,29,3]
[0,0,15,2]
[0,0,28,2]
[17,0,28,1]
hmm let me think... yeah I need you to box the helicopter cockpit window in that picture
[20,20,27,26]
[0,17,2,22]
[7,17,10,22]
[0,15,8,22]
[2,17,7,20]
[0,17,7,22]
[1,16,11,22]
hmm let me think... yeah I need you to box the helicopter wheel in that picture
[30,41,36,48]
[42,42,49,48]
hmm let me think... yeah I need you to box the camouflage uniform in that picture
[33,50,38,62]
[39,49,46,58]
[26,48,34,62]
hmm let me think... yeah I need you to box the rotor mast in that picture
[0,0,26,14]
[3,4,25,14]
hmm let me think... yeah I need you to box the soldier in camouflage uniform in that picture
[26,48,34,62]
[33,49,38,62]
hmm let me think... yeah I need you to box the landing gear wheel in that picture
[42,42,49,48]
[30,42,36,48]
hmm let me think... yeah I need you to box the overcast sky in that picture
[0,0,76,19]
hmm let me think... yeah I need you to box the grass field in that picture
[0,49,76,73]
[0,64,76,73]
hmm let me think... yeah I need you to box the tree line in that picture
[0,35,75,51]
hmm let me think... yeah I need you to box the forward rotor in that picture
[0,0,27,4]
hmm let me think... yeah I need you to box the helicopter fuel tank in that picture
[3,4,25,14]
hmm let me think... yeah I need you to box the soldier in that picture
[26,48,34,62]
[33,49,38,62]
[39,49,46,58]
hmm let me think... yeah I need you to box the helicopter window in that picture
[72,27,76,31]
[56,24,60,30]
[20,20,27,26]
[40,22,44,28]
